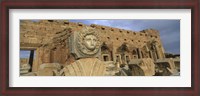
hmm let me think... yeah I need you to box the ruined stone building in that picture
[20,20,180,76]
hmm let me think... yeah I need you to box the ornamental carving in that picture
[76,27,101,56]
[70,27,101,59]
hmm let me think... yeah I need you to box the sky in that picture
[20,20,180,58]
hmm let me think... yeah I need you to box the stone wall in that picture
[20,20,166,72]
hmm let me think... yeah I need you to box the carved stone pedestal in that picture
[64,58,106,76]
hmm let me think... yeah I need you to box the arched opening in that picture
[102,54,110,61]
[118,43,130,64]
[115,54,122,65]
[125,55,130,64]
[101,42,111,61]
[103,55,109,61]
[132,49,138,59]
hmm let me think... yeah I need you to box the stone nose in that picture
[91,40,94,45]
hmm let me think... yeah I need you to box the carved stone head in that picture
[83,34,97,51]
[70,27,101,59]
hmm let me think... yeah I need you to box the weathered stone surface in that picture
[173,58,180,73]
[129,65,145,76]
[20,58,29,64]
[104,61,120,76]
[63,58,106,76]
[20,63,31,75]
[129,58,155,76]
[155,58,179,76]
[21,72,37,76]
[37,63,62,76]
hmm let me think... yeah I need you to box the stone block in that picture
[63,58,106,76]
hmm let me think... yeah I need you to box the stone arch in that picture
[132,48,138,59]
[101,42,111,61]
[146,40,159,60]
[117,43,130,64]
[141,44,151,58]
[101,42,110,53]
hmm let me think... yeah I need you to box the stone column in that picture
[153,45,159,59]
[43,48,51,63]
[32,49,39,72]
[112,47,117,63]
[38,47,43,69]
[137,48,142,59]
[161,47,166,58]
[149,51,153,59]
[154,45,163,59]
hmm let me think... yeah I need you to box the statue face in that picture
[83,34,97,50]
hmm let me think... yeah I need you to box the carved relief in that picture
[77,28,100,55]
[70,27,101,58]
[63,58,106,76]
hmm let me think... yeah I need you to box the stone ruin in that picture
[20,20,180,76]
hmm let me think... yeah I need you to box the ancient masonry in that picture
[20,20,180,76]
